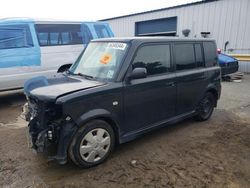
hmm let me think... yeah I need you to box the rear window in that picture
[35,24,83,46]
[203,41,217,67]
[175,43,196,71]
[0,24,33,49]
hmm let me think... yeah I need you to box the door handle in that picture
[165,82,175,87]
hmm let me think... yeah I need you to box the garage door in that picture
[135,16,177,36]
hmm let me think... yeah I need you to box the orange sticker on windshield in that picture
[100,54,112,64]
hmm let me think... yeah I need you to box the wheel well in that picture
[96,117,120,145]
[207,89,218,106]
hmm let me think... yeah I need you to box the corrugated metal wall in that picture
[106,0,250,55]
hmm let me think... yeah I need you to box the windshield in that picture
[71,42,128,80]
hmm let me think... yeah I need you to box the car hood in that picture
[24,74,106,101]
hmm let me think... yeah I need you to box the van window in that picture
[61,32,70,44]
[203,42,217,67]
[50,32,60,45]
[94,24,111,38]
[132,44,171,76]
[175,43,195,71]
[194,44,204,67]
[0,24,33,49]
[35,24,83,46]
[37,32,49,46]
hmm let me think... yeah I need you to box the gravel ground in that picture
[0,75,250,188]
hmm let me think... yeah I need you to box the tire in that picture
[195,92,215,121]
[68,119,115,168]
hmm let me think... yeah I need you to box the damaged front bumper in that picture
[24,100,77,165]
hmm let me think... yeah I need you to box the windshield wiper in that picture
[77,73,94,80]
[64,70,94,80]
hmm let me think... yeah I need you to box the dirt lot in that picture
[0,75,250,188]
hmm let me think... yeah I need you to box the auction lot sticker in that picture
[100,53,112,64]
[107,43,127,50]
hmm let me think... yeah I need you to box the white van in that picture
[0,18,114,91]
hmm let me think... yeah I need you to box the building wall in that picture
[105,0,250,55]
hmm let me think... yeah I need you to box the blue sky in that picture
[0,0,200,21]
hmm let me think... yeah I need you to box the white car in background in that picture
[0,18,114,91]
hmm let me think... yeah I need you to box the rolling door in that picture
[135,16,177,36]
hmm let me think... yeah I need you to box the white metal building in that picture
[101,0,250,72]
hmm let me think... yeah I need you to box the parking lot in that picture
[0,75,250,188]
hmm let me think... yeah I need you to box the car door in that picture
[174,43,208,115]
[123,44,176,133]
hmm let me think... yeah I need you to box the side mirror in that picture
[57,64,72,73]
[129,67,147,80]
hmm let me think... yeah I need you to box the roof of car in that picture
[92,37,215,43]
[0,17,107,25]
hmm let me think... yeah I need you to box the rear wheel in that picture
[195,92,215,121]
[69,120,115,168]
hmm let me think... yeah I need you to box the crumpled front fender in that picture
[51,121,78,165]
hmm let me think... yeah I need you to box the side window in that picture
[35,24,83,46]
[50,32,59,45]
[194,44,204,67]
[132,44,171,76]
[94,24,111,38]
[61,32,70,44]
[175,43,196,71]
[0,24,33,49]
[203,42,217,67]
[37,32,48,46]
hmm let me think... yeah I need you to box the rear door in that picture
[123,43,176,134]
[174,42,208,115]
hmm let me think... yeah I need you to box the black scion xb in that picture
[23,37,221,168]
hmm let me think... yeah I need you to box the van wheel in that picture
[195,92,215,121]
[68,120,115,168]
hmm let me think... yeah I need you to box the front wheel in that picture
[195,92,215,121]
[69,120,115,168]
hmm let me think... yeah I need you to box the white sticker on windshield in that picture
[107,70,114,78]
[107,43,127,50]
